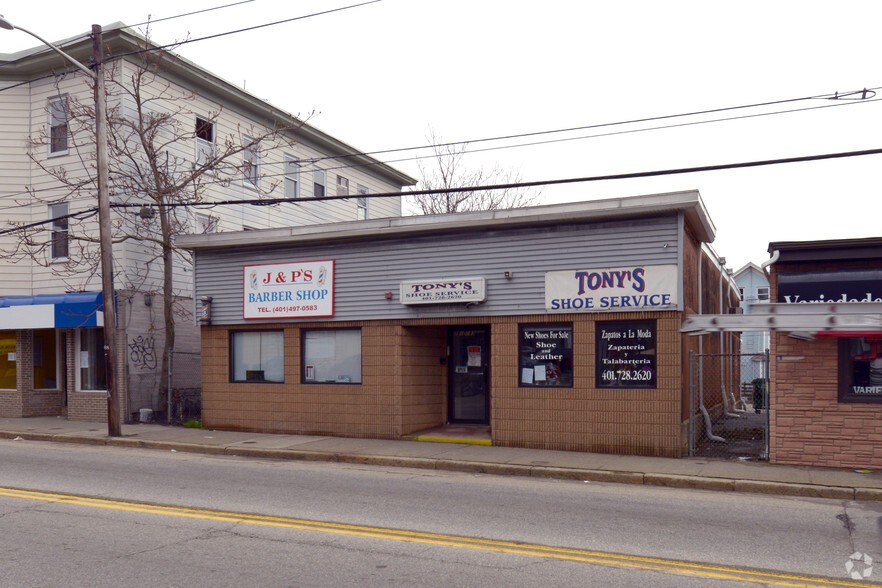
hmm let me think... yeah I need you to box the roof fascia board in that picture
[177,190,715,250]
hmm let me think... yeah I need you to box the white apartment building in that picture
[0,24,415,422]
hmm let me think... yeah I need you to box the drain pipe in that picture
[699,247,725,442]
[719,262,742,416]
[760,250,780,275]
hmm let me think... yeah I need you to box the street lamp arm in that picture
[0,16,96,80]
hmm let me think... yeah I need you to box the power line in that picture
[0,92,878,212]
[301,88,880,167]
[4,144,882,237]
[0,85,882,210]
[0,1,258,70]
[106,0,384,62]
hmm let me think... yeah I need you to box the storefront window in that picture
[230,330,284,383]
[518,324,573,387]
[839,336,882,403]
[33,329,58,389]
[0,333,15,389]
[595,319,657,389]
[79,328,107,390]
[302,329,361,384]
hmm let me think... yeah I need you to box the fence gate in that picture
[688,352,769,460]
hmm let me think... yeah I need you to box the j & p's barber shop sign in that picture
[545,265,678,312]
[243,260,334,319]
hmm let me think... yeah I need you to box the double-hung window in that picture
[230,331,284,383]
[302,329,361,384]
[336,175,349,196]
[756,286,770,302]
[356,184,369,220]
[195,213,218,234]
[195,117,215,167]
[243,136,260,188]
[49,202,69,259]
[48,96,68,155]
[313,169,326,197]
[284,155,300,198]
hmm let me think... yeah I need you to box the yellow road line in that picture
[0,486,870,587]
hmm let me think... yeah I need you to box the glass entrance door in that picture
[448,326,489,424]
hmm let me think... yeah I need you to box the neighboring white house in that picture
[733,262,770,386]
[0,24,415,422]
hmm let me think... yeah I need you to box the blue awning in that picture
[0,291,104,329]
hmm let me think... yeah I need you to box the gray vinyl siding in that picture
[194,215,681,325]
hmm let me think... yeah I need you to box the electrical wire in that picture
[0,88,878,212]
[0,0,258,70]
[105,0,384,62]
[4,144,881,237]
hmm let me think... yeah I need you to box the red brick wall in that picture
[201,312,685,456]
[770,258,882,468]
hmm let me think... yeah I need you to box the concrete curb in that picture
[2,430,881,502]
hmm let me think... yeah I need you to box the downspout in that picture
[760,250,780,275]
[720,262,742,415]
[699,248,725,442]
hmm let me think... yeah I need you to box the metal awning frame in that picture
[681,302,882,336]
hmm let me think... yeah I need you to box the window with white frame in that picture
[49,202,69,259]
[313,169,326,197]
[336,175,349,196]
[195,213,218,234]
[195,117,215,167]
[230,330,284,383]
[756,286,770,302]
[302,329,361,384]
[79,328,107,390]
[243,136,260,187]
[356,184,368,220]
[284,155,300,199]
[48,96,68,154]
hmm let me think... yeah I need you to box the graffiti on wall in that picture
[129,335,157,370]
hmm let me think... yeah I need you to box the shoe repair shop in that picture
[180,191,737,457]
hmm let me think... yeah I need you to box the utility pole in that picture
[93,24,121,437]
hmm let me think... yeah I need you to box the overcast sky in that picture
[3,0,880,270]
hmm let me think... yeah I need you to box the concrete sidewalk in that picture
[2,416,882,501]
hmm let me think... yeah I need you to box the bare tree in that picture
[4,39,302,416]
[410,130,540,214]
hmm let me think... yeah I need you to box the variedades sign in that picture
[400,278,486,305]
[545,265,678,312]
[778,270,882,304]
[243,260,334,319]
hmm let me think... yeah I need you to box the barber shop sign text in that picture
[545,265,678,312]
[243,260,334,319]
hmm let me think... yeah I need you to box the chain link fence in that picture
[688,352,769,460]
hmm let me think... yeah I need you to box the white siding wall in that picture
[0,82,33,294]
[0,58,407,300]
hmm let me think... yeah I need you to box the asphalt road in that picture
[0,439,879,586]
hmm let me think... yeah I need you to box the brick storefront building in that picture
[767,238,882,468]
[181,191,738,458]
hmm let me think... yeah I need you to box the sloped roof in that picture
[0,23,416,187]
